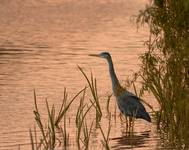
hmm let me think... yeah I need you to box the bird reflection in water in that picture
[111,130,150,150]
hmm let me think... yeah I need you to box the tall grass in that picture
[78,66,102,123]
[30,68,116,150]
[75,98,94,149]
[30,88,85,150]
[105,94,113,116]
[76,105,94,150]
[55,88,86,127]
[137,0,189,147]
[98,115,111,150]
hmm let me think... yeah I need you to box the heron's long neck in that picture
[106,57,121,94]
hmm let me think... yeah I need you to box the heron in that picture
[89,52,151,126]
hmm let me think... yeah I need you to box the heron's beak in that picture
[88,54,100,57]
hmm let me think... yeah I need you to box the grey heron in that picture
[89,52,151,125]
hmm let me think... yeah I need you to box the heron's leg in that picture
[124,116,130,134]
[125,116,129,129]
[131,117,135,133]
[126,117,133,134]
[129,117,132,128]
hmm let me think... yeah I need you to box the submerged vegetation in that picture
[137,0,189,147]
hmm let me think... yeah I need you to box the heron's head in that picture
[89,52,111,60]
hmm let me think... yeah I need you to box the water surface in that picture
[0,0,163,149]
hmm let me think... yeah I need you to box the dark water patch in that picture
[111,131,151,150]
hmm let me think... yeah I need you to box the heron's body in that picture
[116,91,151,122]
[90,52,151,122]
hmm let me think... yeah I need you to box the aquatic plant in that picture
[29,67,115,150]
[98,115,111,150]
[78,66,102,123]
[55,88,86,127]
[30,89,85,150]
[75,89,95,150]
[137,0,189,147]
[76,102,94,150]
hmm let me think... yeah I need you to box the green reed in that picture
[55,88,86,127]
[30,67,119,150]
[29,129,35,150]
[60,110,69,150]
[137,0,189,147]
[33,90,48,149]
[98,115,111,150]
[78,66,102,123]
[105,94,113,116]
[31,92,57,149]
[30,88,85,150]
[76,98,94,149]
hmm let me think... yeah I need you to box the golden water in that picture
[0,0,168,149]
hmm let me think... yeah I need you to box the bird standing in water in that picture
[89,52,151,127]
